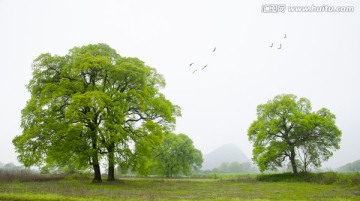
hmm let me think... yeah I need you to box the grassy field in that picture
[0,172,360,200]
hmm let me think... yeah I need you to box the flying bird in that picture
[192,69,198,74]
[269,43,273,48]
[212,47,216,52]
[201,64,208,70]
[277,44,282,49]
[189,62,194,67]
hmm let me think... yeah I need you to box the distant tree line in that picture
[0,162,24,172]
[202,162,258,174]
[337,160,360,172]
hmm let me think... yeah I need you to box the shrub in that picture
[0,169,64,182]
[255,171,360,186]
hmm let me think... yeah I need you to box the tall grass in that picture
[256,172,360,186]
[0,169,64,182]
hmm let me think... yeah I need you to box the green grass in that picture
[256,172,360,185]
[0,173,359,200]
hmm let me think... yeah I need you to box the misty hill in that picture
[337,159,360,172]
[202,144,250,170]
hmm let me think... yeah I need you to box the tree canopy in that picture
[13,43,181,182]
[153,133,203,177]
[248,94,341,174]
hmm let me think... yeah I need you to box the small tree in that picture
[248,94,341,174]
[153,133,203,177]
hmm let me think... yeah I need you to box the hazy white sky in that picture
[0,0,359,169]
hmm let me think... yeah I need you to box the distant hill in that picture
[337,159,360,172]
[202,144,250,170]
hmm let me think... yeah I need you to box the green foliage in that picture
[248,94,341,174]
[12,43,180,182]
[210,162,258,173]
[153,133,203,177]
[41,158,90,174]
[256,172,360,186]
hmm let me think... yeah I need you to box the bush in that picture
[255,172,360,186]
[0,169,64,182]
[256,172,300,182]
[318,172,338,184]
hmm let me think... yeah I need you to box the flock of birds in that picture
[187,34,287,75]
[189,47,216,75]
[269,34,287,49]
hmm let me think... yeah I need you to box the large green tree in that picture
[248,94,341,174]
[13,43,180,182]
[153,133,203,177]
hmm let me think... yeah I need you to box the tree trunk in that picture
[92,163,102,183]
[290,148,298,175]
[107,145,115,181]
[89,125,102,183]
[167,164,172,178]
[91,144,102,182]
[108,164,115,181]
